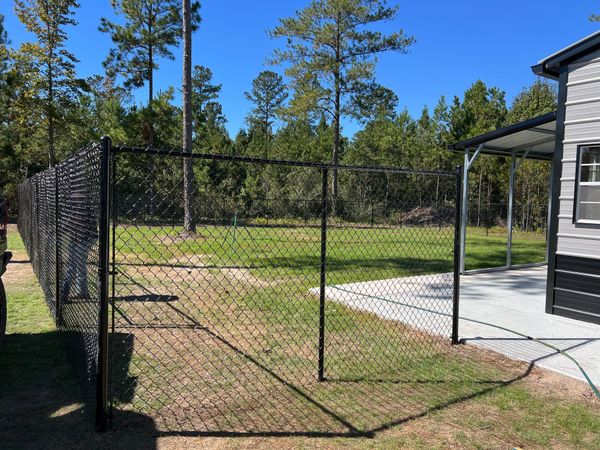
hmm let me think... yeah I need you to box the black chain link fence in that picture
[17,141,532,436]
[0,195,7,244]
[109,146,463,434]
[17,143,107,424]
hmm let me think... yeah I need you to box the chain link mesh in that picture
[16,144,529,435]
[17,144,104,409]
[108,147,474,434]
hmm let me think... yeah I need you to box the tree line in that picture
[0,0,556,231]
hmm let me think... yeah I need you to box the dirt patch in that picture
[169,254,208,267]
[521,367,600,404]
[220,267,271,288]
[3,258,34,284]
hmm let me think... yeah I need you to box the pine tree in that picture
[448,81,509,230]
[269,0,414,212]
[13,0,84,167]
[100,0,200,144]
[507,80,557,231]
[191,66,222,132]
[0,14,21,208]
[0,14,11,144]
[351,83,398,123]
[244,71,288,135]
[507,80,557,124]
[182,0,199,234]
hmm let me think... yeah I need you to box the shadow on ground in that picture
[108,291,536,440]
[0,331,157,450]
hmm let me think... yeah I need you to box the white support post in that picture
[506,148,532,268]
[459,143,483,274]
[460,150,469,274]
[507,153,516,268]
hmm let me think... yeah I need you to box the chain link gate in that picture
[19,139,474,435]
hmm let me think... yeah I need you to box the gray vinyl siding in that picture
[557,48,600,260]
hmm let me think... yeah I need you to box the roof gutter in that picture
[531,62,559,81]
[533,30,600,80]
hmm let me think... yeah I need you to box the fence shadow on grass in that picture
[148,327,536,439]
[109,286,535,440]
[0,331,158,449]
[0,309,536,445]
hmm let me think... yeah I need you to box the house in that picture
[450,31,600,325]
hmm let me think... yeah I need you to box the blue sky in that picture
[2,1,600,137]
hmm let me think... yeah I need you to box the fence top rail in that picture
[18,143,100,188]
[112,145,457,178]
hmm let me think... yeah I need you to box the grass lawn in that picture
[464,227,547,270]
[2,225,598,449]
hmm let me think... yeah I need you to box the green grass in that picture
[3,226,598,449]
[465,227,547,269]
[115,224,547,281]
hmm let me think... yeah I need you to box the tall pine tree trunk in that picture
[47,51,55,168]
[182,0,196,234]
[148,44,155,146]
[147,44,156,217]
[332,84,340,216]
[331,16,341,216]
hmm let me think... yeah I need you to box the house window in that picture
[576,145,600,222]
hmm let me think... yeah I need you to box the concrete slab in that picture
[317,267,600,386]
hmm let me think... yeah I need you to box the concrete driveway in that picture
[318,266,600,386]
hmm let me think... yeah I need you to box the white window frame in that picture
[575,145,600,224]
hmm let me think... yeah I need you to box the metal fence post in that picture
[96,136,111,431]
[318,168,328,382]
[55,166,62,326]
[452,166,462,345]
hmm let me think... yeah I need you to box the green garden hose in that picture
[329,284,600,399]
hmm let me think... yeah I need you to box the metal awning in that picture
[448,112,556,274]
[448,111,557,161]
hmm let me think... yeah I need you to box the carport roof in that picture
[448,111,556,161]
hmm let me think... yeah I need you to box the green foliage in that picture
[269,0,414,119]
[244,70,288,134]
[351,82,399,123]
[449,80,507,141]
[191,65,223,135]
[507,81,557,225]
[0,14,21,207]
[0,3,555,236]
[507,79,557,124]
[269,0,415,181]
[13,0,85,167]
[99,0,201,101]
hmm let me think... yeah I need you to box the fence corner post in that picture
[452,165,462,345]
[96,136,111,432]
[318,168,328,382]
[54,166,62,327]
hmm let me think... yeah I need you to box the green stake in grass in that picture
[231,212,238,257]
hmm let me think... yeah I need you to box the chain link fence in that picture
[17,143,109,428]
[18,141,522,436]
[109,146,462,433]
